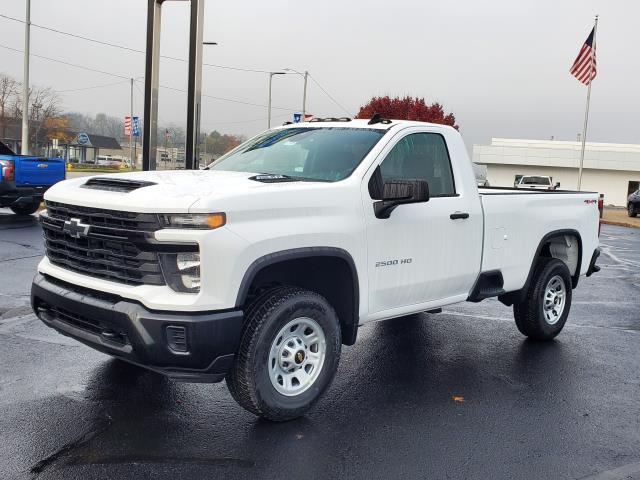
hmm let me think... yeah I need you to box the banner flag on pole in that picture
[125,116,141,137]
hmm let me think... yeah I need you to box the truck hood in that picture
[44,170,335,213]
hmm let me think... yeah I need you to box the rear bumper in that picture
[31,273,243,382]
[0,182,48,207]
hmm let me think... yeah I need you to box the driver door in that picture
[361,130,482,316]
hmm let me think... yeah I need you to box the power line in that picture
[56,80,130,93]
[0,43,134,80]
[308,74,353,117]
[0,13,272,74]
[1,43,295,111]
[134,79,299,111]
[1,12,354,117]
[202,113,290,127]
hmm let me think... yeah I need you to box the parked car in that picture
[31,119,601,421]
[628,189,640,217]
[515,175,560,190]
[0,141,65,215]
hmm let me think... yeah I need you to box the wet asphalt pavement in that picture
[1,208,639,480]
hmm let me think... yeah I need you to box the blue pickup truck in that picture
[0,141,65,215]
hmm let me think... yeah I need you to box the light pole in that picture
[284,68,309,121]
[21,0,31,154]
[268,72,285,128]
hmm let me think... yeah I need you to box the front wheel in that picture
[10,201,40,216]
[226,286,341,421]
[628,203,638,218]
[513,258,573,341]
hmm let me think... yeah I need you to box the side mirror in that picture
[554,182,561,189]
[374,179,429,219]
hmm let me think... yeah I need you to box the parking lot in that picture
[1,209,639,480]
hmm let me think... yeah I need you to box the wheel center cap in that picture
[294,350,305,364]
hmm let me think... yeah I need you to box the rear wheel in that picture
[628,203,638,217]
[10,201,40,216]
[513,258,573,341]
[226,286,341,421]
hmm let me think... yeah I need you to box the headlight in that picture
[160,213,226,229]
[160,252,201,293]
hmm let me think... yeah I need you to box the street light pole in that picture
[268,72,285,128]
[21,0,31,155]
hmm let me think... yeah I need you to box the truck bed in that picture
[478,187,600,293]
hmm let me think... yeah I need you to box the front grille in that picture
[46,201,161,231]
[42,201,164,286]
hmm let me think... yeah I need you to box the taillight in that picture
[598,194,604,237]
[0,160,14,182]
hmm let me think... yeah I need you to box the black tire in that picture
[628,203,638,218]
[226,286,341,421]
[513,258,573,341]
[10,201,40,216]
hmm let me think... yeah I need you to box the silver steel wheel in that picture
[268,317,327,397]
[543,275,566,325]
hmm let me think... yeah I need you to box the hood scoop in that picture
[81,177,157,193]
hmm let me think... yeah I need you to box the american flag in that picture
[570,27,597,85]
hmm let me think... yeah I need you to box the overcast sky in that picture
[1,0,638,151]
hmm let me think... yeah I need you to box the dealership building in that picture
[473,138,640,206]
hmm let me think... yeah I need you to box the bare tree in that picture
[0,74,19,139]
[14,85,63,153]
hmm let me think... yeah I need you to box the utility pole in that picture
[130,78,134,169]
[302,70,308,121]
[21,0,31,155]
[284,68,310,122]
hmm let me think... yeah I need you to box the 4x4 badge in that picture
[62,218,90,239]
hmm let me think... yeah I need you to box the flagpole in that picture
[577,15,598,191]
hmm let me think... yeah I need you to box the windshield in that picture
[207,127,386,182]
[522,176,551,185]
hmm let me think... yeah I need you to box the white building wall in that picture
[473,138,640,206]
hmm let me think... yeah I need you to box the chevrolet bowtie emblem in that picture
[62,218,90,239]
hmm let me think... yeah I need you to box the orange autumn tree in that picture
[355,96,458,129]
[42,117,73,145]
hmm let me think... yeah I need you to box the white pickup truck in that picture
[515,175,560,190]
[31,118,601,421]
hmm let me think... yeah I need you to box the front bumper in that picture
[31,273,243,382]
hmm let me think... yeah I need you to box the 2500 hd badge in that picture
[375,258,413,267]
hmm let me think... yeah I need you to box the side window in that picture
[378,133,455,196]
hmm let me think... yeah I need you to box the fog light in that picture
[166,325,188,353]
[160,252,201,293]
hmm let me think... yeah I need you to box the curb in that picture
[601,219,640,229]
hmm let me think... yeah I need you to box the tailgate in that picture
[15,157,65,186]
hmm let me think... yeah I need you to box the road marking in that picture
[579,461,640,480]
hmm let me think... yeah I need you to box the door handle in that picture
[450,212,469,220]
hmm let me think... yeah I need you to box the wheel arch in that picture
[235,247,360,346]
[499,229,582,306]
